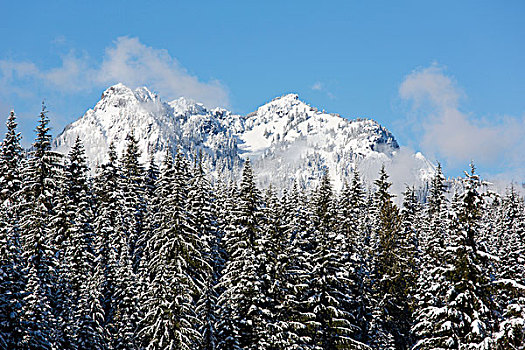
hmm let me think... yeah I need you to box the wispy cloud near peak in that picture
[399,64,524,179]
[0,37,230,108]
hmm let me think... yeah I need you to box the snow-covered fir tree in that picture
[412,163,453,350]
[305,171,363,349]
[337,171,370,344]
[367,166,402,350]
[93,143,124,348]
[414,164,495,349]
[0,110,23,206]
[120,132,147,272]
[0,110,26,349]
[217,159,265,350]
[278,183,318,348]
[252,187,292,349]
[139,149,202,350]
[188,157,220,350]
[63,137,101,349]
[19,104,63,349]
[492,185,525,348]
[397,185,421,339]
[445,164,494,348]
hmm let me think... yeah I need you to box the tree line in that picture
[1,107,524,349]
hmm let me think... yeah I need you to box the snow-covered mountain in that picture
[54,84,434,190]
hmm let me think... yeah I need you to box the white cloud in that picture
[0,61,40,81]
[311,81,323,91]
[399,64,525,178]
[0,37,229,108]
[311,80,335,99]
[399,64,462,111]
[95,37,229,107]
[0,60,41,98]
[52,35,67,45]
[45,51,93,92]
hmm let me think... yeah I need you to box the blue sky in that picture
[0,0,524,180]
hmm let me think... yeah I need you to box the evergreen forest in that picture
[1,108,524,349]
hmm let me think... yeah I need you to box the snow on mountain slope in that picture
[53,84,435,191]
[54,84,241,170]
[239,93,411,189]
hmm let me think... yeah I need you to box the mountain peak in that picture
[251,93,308,117]
[101,83,133,99]
[133,86,158,102]
[95,84,163,113]
[168,96,208,116]
[273,93,299,101]
[267,93,301,107]
[100,83,158,102]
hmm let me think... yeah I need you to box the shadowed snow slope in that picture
[54,84,435,191]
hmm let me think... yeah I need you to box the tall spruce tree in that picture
[93,143,123,348]
[449,164,494,347]
[337,171,369,344]
[213,179,237,349]
[492,185,525,348]
[305,171,363,349]
[120,132,147,272]
[139,149,202,350]
[62,137,101,349]
[253,187,292,349]
[412,163,454,349]
[367,166,403,349]
[19,103,63,349]
[0,110,23,206]
[396,186,421,347]
[189,157,220,350]
[138,153,160,268]
[63,137,95,300]
[0,110,25,349]
[416,164,494,349]
[217,159,263,349]
[279,183,318,348]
